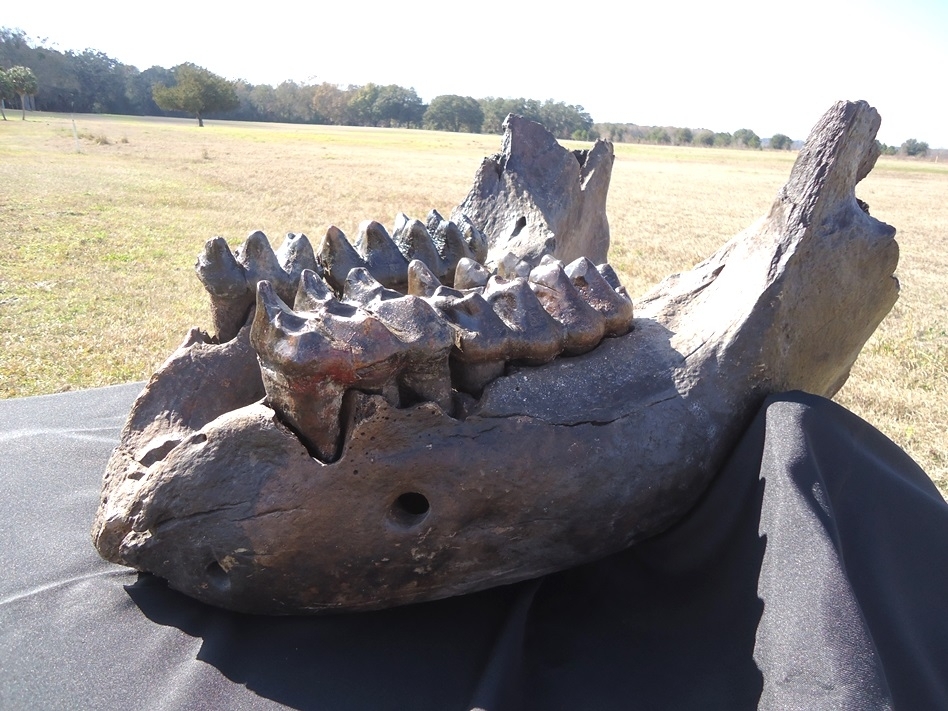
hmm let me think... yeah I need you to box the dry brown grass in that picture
[2,113,945,495]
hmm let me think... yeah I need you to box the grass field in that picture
[2,112,946,496]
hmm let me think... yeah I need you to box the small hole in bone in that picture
[390,492,430,527]
[205,561,231,592]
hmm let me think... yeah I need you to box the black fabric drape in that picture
[1,385,945,710]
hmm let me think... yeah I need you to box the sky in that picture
[5,0,948,147]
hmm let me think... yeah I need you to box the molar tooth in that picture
[564,258,635,337]
[453,258,491,291]
[343,267,403,306]
[407,259,442,298]
[483,276,566,364]
[539,254,563,268]
[528,263,606,356]
[392,213,448,281]
[316,226,367,293]
[251,280,404,462]
[454,213,489,265]
[427,290,512,394]
[427,210,476,285]
[276,232,319,283]
[596,263,630,298]
[497,252,532,279]
[195,236,252,342]
[354,220,409,292]
[294,268,337,311]
[358,291,455,413]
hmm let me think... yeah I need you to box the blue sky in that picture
[6,0,947,147]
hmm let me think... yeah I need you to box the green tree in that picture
[7,65,38,119]
[693,129,714,147]
[675,127,693,145]
[0,68,13,120]
[770,133,792,150]
[423,95,483,133]
[712,132,733,147]
[646,126,671,144]
[901,138,929,157]
[733,128,761,149]
[152,63,238,127]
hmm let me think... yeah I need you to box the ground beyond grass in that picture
[2,112,946,496]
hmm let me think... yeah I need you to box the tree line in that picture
[0,27,932,156]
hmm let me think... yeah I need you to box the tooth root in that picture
[317,226,366,293]
[528,263,606,356]
[453,258,491,291]
[392,213,448,281]
[407,259,442,297]
[428,290,512,394]
[354,220,410,292]
[483,276,566,364]
[276,232,319,283]
[252,280,405,462]
[564,258,635,337]
[343,267,402,306]
[294,268,337,312]
[195,236,252,342]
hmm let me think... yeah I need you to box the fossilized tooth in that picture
[392,213,448,282]
[343,267,403,306]
[427,287,512,394]
[482,275,565,364]
[564,257,634,337]
[293,268,336,311]
[251,280,404,462]
[496,251,533,279]
[528,261,607,355]
[275,232,319,284]
[195,236,251,342]
[596,263,629,297]
[235,231,297,303]
[316,225,366,293]
[406,258,443,298]
[453,257,491,291]
[353,220,410,292]
[94,100,900,616]
[426,210,477,285]
[454,212,489,265]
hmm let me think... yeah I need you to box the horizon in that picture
[4,0,948,148]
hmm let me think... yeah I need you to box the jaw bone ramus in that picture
[92,101,898,615]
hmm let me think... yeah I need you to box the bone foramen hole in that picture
[391,492,431,527]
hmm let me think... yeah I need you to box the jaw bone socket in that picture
[251,279,406,462]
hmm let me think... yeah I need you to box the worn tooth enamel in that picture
[427,289,512,393]
[453,258,491,291]
[343,267,403,306]
[316,225,367,293]
[539,254,563,268]
[528,262,607,356]
[293,268,336,311]
[482,276,566,364]
[392,213,448,281]
[251,280,405,462]
[354,220,410,292]
[564,257,635,337]
[195,236,252,342]
[407,259,443,298]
